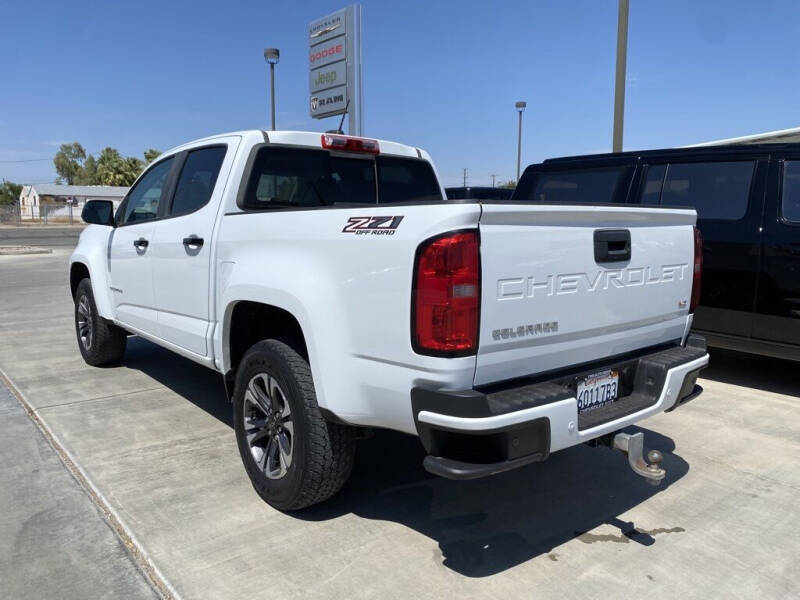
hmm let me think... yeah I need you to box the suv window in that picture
[517,167,624,204]
[242,147,442,209]
[121,157,174,225]
[170,146,227,216]
[660,161,754,220]
[640,164,666,205]
[782,161,800,223]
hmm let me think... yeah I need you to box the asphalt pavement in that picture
[0,226,797,599]
[0,225,83,248]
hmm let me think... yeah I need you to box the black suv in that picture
[513,144,800,360]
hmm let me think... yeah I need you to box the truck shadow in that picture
[123,337,232,426]
[702,347,799,398]
[123,336,689,577]
[298,426,687,577]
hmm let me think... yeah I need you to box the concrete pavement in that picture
[0,380,158,599]
[0,233,797,599]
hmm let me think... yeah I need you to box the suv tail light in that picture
[690,226,703,313]
[412,230,480,356]
[321,133,380,154]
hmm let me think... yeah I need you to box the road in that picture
[0,228,797,599]
[0,225,83,248]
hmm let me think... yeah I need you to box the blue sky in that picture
[2,0,799,187]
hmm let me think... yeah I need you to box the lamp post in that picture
[263,48,280,130]
[515,101,527,182]
[612,0,629,152]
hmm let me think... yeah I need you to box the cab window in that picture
[120,158,174,225]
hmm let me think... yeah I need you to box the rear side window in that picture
[660,161,754,220]
[170,146,226,216]
[518,167,624,204]
[241,147,442,209]
[782,161,800,223]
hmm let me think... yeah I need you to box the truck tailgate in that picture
[475,204,697,386]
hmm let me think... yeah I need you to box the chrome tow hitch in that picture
[612,432,665,486]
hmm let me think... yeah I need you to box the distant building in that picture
[687,125,800,147]
[19,184,128,221]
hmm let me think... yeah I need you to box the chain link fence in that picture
[0,204,81,225]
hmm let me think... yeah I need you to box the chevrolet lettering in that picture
[497,264,689,300]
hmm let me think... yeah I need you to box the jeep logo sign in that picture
[308,5,362,132]
[310,60,347,94]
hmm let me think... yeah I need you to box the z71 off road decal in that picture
[342,216,404,235]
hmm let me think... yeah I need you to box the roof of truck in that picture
[541,142,800,166]
[162,130,427,161]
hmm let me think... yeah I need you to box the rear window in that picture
[660,161,754,220]
[515,167,624,204]
[241,148,442,209]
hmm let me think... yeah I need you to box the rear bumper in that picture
[411,336,709,479]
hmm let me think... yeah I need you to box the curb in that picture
[0,246,53,255]
[0,367,181,600]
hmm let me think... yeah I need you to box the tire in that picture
[74,278,127,366]
[233,339,356,511]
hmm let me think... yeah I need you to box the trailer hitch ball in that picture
[612,432,667,485]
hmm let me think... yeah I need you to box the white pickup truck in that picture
[70,130,709,510]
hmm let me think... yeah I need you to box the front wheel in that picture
[233,339,356,511]
[74,278,127,366]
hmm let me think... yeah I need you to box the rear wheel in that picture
[233,339,356,511]
[74,278,127,366]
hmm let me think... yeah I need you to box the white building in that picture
[687,125,800,147]
[19,184,128,221]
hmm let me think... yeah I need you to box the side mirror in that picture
[81,200,115,226]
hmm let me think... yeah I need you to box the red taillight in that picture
[412,230,480,356]
[320,133,380,154]
[690,227,703,312]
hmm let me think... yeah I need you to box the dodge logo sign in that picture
[311,96,319,111]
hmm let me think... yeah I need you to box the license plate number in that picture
[577,370,619,413]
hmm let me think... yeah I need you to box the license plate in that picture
[576,369,619,413]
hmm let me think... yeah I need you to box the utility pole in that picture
[612,0,629,153]
[490,174,498,188]
[462,168,468,188]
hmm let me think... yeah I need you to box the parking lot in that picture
[0,228,797,599]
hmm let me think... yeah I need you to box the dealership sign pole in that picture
[309,4,363,136]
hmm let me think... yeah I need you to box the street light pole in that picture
[515,101,527,182]
[264,48,280,131]
[612,0,629,153]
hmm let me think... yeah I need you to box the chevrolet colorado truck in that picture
[70,130,709,510]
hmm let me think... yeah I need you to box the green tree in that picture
[498,180,516,189]
[143,149,160,164]
[0,181,23,205]
[74,155,98,185]
[53,142,87,184]
[96,147,127,186]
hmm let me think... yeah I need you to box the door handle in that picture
[182,236,204,248]
[133,238,149,250]
[594,229,631,263]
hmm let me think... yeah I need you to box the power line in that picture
[0,157,53,163]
